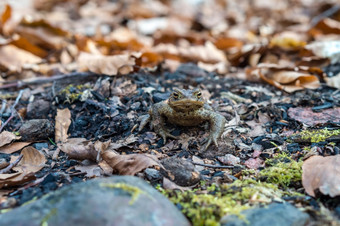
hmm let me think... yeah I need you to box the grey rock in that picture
[26,99,51,119]
[161,157,201,186]
[144,168,162,182]
[0,176,190,226]
[18,119,54,141]
[33,142,49,150]
[220,203,310,226]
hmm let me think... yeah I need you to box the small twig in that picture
[0,90,24,132]
[0,99,7,119]
[311,5,340,27]
[191,161,236,169]
[0,154,23,174]
[0,72,96,89]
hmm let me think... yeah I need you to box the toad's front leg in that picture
[151,102,178,144]
[201,111,226,152]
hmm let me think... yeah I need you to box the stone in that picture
[161,157,201,186]
[220,203,310,226]
[144,168,162,182]
[218,154,240,166]
[18,119,54,141]
[26,99,51,119]
[0,176,190,226]
[33,142,49,150]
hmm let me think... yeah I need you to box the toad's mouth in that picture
[169,99,204,112]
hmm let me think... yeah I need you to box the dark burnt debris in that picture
[1,62,340,224]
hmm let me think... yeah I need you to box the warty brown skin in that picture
[139,88,226,151]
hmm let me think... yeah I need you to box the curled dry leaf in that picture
[0,131,20,147]
[248,64,320,93]
[102,151,160,175]
[0,146,46,188]
[302,155,340,197]
[153,41,227,64]
[58,138,101,162]
[55,108,71,143]
[77,52,136,75]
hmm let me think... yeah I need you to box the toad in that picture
[139,88,226,151]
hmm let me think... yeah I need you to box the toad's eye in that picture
[196,92,202,98]
[173,92,179,99]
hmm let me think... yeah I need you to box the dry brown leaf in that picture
[55,108,71,143]
[10,34,49,58]
[0,4,11,31]
[102,151,160,175]
[77,52,136,75]
[248,66,320,93]
[270,31,307,50]
[302,155,340,197]
[311,18,340,36]
[0,131,20,147]
[305,41,340,64]
[14,146,46,173]
[58,138,99,162]
[0,142,31,154]
[0,44,41,73]
[153,41,227,64]
[0,146,46,188]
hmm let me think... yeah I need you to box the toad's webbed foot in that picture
[200,135,219,152]
[156,127,178,144]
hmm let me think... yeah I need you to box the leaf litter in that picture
[0,0,340,225]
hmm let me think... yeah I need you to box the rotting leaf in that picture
[55,108,71,143]
[302,155,340,197]
[0,131,20,147]
[102,151,160,175]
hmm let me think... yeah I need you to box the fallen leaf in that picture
[0,142,31,154]
[0,4,11,31]
[248,64,320,92]
[55,108,71,143]
[102,151,160,175]
[0,131,20,147]
[77,52,136,75]
[0,44,42,73]
[305,40,340,64]
[153,41,227,64]
[58,138,100,162]
[325,72,340,89]
[302,155,340,197]
[0,146,46,188]
[311,18,340,36]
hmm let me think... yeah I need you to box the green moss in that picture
[100,182,145,205]
[298,129,340,143]
[59,84,91,104]
[40,208,57,226]
[159,179,291,226]
[259,153,302,188]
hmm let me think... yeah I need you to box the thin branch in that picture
[191,161,237,169]
[0,154,23,174]
[0,90,24,132]
[0,72,97,89]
